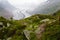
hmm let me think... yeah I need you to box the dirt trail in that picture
[36,23,46,40]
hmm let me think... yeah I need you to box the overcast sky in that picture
[7,0,48,20]
[8,0,47,9]
[0,0,60,20]
[30,0,60,15]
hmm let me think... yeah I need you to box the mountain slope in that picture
[0,10,60,40]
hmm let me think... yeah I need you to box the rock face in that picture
[24,30,30,40]
[40,19,50,23]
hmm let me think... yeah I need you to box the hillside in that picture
[0,10,60,40]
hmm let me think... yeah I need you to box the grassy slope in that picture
[0,10,60,40]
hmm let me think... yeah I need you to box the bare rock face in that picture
[24,30,30,40]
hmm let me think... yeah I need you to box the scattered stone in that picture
[24,30,31,40]
[40,19,50,23]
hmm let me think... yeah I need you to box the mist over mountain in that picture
[0,0,25,20]
[0,0,15,19]
[0,0,60,20]
[29,0,60,15]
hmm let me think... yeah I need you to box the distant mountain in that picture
[0,0,28,20]
[29,0,60,15]
[0,0,16,19]
[0,0,60,20]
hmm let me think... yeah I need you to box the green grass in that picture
[0,10,60,40]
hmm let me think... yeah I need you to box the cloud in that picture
[29,0,60,15]
[8,0,47,11]
[0,0,27,20]
[0,0,15,19]
[0,0,60,20]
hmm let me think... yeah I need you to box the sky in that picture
[29,0,60,15]
[1,0,60,20]
[8,0,47,9]
[0,0,47,20]
[7,0,48,20]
